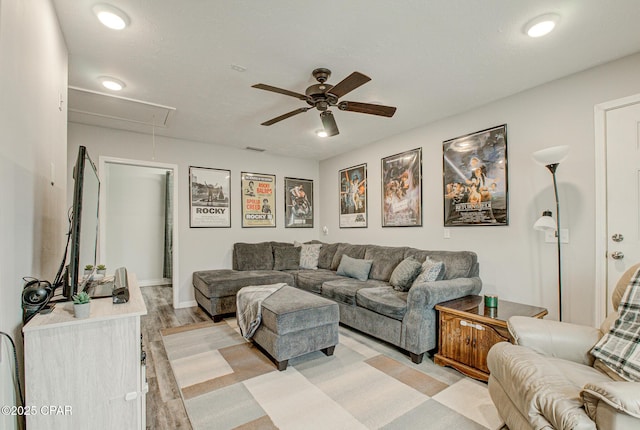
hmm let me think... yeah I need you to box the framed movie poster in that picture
[241,172,276,227]
[339,163,367,228]
[284,177,313,228]
[443,124,508,226]
[189,166,231,228]
[381,148,422,227]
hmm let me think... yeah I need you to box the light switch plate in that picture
[443,228,451,239]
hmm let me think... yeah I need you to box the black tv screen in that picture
[63,145,100,299]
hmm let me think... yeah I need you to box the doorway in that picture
[98,156,179,308]
[594,93,640,325]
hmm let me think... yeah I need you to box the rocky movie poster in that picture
[285,177,313,228]
[339,164,367,228]
[241,172,276,227]
[189,167,230,228]
[443,124,508,226]
[382,148,422,227]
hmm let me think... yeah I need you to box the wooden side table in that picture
[434,295,547,381]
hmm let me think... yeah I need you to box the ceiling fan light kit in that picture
[252,68,397,137]
[320,111,339,137]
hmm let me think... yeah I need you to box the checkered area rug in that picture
[160,319,504,430]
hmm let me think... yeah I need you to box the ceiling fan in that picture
[252,68,397,137]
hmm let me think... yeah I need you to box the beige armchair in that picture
[487,263,640,430]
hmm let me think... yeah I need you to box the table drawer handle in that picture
[460,320,485,330]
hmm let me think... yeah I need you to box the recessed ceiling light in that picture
[524,13,560,38]
[93,4,130,30]
[316,130,328,138]
[99,76,126,91]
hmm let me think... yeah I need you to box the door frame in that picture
[594,92,640,326]
[98,156,180,309]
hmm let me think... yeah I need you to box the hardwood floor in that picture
[141,285,211,430]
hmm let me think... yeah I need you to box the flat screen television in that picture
[62,145,100,299]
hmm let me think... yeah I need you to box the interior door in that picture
[605,101,640,314]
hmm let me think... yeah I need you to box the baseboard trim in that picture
[138,278,172,287]
[175,300,197,309]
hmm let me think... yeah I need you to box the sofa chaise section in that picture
[193,268,294,322]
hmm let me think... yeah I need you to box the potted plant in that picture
[72,291,91,319]
[84,264,94,277]
[96,264,107,276]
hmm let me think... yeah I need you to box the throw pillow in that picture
[235,242,274,271]
[272,246,301,271]
[389,257,423,292]
[336,254,373,282]
[591,267,640,382]
[413,257,445,285]
[317,242,339,270]
[296,243,322,270]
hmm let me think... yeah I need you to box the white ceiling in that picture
[53,0,640,160]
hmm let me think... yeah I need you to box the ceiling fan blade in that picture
[338,101,397,117]
[320,110,339,136]
[326,72,371,98]
[252,83,307,101]
[260,107,310,126]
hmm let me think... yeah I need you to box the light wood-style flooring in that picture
[141,285,210,430]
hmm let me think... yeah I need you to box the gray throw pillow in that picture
[317,242,340,269]
[412,257,445,286]
[389,257,423,291]
[235,242,274,271]
[336,254,373,281]
[273,246,301,271]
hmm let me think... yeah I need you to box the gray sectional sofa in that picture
[193,241,482,363]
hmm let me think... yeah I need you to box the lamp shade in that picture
[532,145,569,166]
[533,210,556,231]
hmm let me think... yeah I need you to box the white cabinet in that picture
[23,275,147,430]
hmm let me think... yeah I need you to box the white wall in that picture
[0,1,68,429]
[104,164,170,283]
[68,124,320,307]
[319,52,640,326]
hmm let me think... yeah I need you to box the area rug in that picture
[160,319,504,430]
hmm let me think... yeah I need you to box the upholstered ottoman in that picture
[252,286,339,371]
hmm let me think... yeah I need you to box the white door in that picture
[603,100,640,315]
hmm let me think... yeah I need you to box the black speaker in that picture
[22,280,53,324]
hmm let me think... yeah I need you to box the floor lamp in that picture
[532,145,569,321]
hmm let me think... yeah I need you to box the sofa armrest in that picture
[582,381,640,420]
[508,316,603,366]
[407,277,482,309]
[401,277,482,355]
